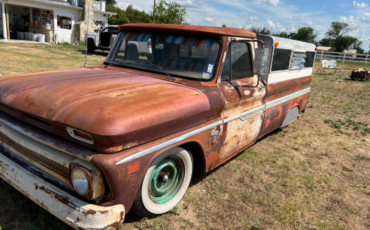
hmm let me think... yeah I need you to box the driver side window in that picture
[221,42,253,81]
[102,27,114,33]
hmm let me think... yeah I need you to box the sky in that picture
[115,0,370,51]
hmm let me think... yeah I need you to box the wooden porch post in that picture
[5,3,9,40]
[1,2,7,40]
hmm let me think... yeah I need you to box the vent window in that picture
[291,51,306,70]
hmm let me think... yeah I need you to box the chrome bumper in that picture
[0,152,125,230]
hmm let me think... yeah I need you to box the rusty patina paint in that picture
[0,68,211,153]
[264,76,312,102]
[258,76,311,138]
[119,24,257,39]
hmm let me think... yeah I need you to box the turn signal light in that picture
[74,130,92,140]
[66,127,94,144]
[275,42,279,47]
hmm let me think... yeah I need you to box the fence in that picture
[317,50,369,66]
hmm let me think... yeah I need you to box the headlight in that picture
[71,167,89,195]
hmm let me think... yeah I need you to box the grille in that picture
[0,131,70,178]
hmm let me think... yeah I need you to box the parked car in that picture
[0,24,316,229]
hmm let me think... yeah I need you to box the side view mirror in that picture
[253,48,269,76]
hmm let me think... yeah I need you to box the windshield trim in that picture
[105,31,224,82]
[103,62,193,81]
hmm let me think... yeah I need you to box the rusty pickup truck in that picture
[0,24,315,229]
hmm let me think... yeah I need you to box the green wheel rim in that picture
[148,156,185,205]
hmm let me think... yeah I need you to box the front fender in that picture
[90,118,222,213]
[85,33,99,47]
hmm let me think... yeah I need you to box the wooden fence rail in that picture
[317,50,369,66]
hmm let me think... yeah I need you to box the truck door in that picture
[217,39,266,164]
[100,27,113,47]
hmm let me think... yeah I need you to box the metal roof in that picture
[270,36,316,51]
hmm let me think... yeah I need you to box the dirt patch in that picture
[179,200,199,228]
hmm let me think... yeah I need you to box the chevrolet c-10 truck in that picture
[0,24,315,229]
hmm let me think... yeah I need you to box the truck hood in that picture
[0,67,211,152]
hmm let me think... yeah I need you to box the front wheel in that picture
[87,39,96,53]
[132,147,193,217]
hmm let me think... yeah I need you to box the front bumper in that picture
[0,152,125,230]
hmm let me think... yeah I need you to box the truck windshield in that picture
[105,31,221,80]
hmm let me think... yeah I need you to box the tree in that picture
[353,41,364,54]
[249,27,271,35]
[318,38,334,47]
[289,27,316,43]
[97,0,117,5]
[326,22,352,38]
[106,5,129,25]
[273,31,289,38]
[125,5,152,23]
[332,36,358,52]
[222,24,227,28]
[319,22,358,52]
[153,1,187,24]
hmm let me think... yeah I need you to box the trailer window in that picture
[271,49,291,71]
[221,42,253,80]
[305,52,316,67]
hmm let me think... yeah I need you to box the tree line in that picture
[248,22,365,54]
[103,1,187,26]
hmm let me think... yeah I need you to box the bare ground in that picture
[0,42,370,230]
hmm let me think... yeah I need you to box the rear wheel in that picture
[132,147,193,217]
[87,39,96,53]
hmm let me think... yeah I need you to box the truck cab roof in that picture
[118,23,257,38]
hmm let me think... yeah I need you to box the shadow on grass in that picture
[0,179,74,230]
[79,50,110,57]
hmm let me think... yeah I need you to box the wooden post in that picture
[320,50,323,61]
[29,7,33,25]
[1,2,7,40]
[342,52,346,65]
[365,54,368,67]
[5,3,9,40]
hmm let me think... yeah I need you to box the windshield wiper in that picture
[145,62,176,81]
[105,61,175,81]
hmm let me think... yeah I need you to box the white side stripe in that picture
[266,87,310,109]
[115,121,223,166]
[115,87,311,166]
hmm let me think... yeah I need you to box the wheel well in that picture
[281,106,300,128]
[180,142,205,174]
